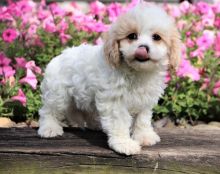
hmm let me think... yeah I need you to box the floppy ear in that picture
[103,32,120,67]
[169,28,182,71]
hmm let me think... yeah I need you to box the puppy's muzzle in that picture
[134,45,150,62]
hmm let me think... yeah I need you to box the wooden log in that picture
[0,127,219,173]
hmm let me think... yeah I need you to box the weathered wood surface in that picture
[0,127,220,174]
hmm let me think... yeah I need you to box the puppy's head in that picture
[104,3,181,72]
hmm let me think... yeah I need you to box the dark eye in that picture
[127,33,138,40]
[152,34,161,41]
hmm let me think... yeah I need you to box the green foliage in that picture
[34,25,98,67]
[154,75,220,122]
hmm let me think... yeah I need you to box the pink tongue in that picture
[135,47,148,60]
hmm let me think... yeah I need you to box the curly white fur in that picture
[38,3,181,155]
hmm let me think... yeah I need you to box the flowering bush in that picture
[0,0,219,122]
[154,1,220,122]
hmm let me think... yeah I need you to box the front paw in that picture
[38,123,63,138]
[132,129,160,146]
[108,137,141,155]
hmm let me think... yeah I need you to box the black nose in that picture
[139,45,150,53]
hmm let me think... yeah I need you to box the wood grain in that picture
[0,128,219,173]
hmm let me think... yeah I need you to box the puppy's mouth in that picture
[134,47,151,63]
[135,57,150,62]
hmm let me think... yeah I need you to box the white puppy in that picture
[38,3,181,155]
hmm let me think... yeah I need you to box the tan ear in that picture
[169,28,182,71]
[103,33,120,67]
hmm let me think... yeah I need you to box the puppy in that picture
[38,3,181,155]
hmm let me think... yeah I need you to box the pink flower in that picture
[0,6,13,21]
[11,89,26,106]
[57,19,68,33]
[6,3,22,17]
[71,2,80,9]
[2,76,15,87]
[177,57,200,81]
[34,37,44,47]
[17,0,35,13]
[214,32,220,57]
[200,78,209,90]
[43,19,56,33]
[59,32,71,44]
[214,17,220,29]
[40,0,46,7]
[95,37,103,45]
[90,1,106,18]
[15,57,27,69]
[49,3,65,17]
[202,16,214,27]
[2,28,18,43]
[19,69,38,89]
[181,44,187,60]
[28,24,38,36]
[25,61,42,74]
[71,14,108,33]
[107,3,123,22]
[177,20,187,30]
[1,66,15,78]
[196,2,212,15]
[213,2,220,13]
[0,53,11,66]
[165,73,171,83]
[213,80,220,96]
[186,31,191,37]
[170,6,181,18]
[196,30,215,51]
[192,21,203,32]
[89,21,109,32]
[201,79,220,96]
[37,9,50,20]
[190,48,204,59]
[6,0,35,18]
[179,1,191,14]
[0,53,15,78]
[186,38,195,48]
[201,11,215,27]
